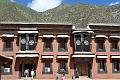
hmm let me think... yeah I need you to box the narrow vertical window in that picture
[98,60,107,73]
[96,39,106,52]
[3,38,13,51]
[43,38,53,52]
[42,61,53,74]
[110,39,119,52]
[75,35,82,51]
[1,62,12,75]
[58,38,67,52]
[112,60,120,73]
[58,60,68,74]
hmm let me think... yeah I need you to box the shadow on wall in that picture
[0,62,1,80]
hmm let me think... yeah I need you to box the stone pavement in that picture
[1,76,120,80]
[1,79,120,80]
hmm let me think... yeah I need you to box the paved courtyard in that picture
[1,76,120,80]
[2,76,120,80]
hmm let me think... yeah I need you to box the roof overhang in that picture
[72,54,95,58]
[18,31,38,34]
[17,51,39,54]
[0,22,73,26]
[97,55,108,58]
[74,52,93,54]
[2,34,14,37]
[72,31,93,34]
[16,54,39,57]
[111,55,120,58]
[0,55,13,60]
[96,35,106,38]
[43,35,55,38]
[88,23,120,27]
[109,36,120,38]
[57,55,69,58]
[41,55,54,59]
[57,35,69,38]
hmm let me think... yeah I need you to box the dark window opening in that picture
[96,39,106,52]
[110,39,119,52]
[112,60,120,73]
[3,38,13,51]
[83,34,91,52]
[98,60,107,73]
[20,34,37,51]
[1,62,12,75]
[75,35,82,51]
[75,34,91,52]
[42,61,53,74]
[43,38,53,52]
[58,60,68,74]
[58,38,67,52]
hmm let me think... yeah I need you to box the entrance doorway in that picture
[19,63,36,77]
[74,58,92,78]
[77,63,88,76]
[24,64,33,77]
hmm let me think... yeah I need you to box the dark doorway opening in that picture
[24,64,33,77]
[19,63,36,77]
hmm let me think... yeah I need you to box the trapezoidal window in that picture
[3,38,13,51]
[43,38,53,52]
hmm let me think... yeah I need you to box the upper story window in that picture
[75,33,91,52]
[96,39,106,52]
[110,39,119,52]
[43,38,53,52]
[58,38,68,52]
[2,33,14,51]
[20,34,37,51]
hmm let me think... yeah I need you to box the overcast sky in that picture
[10,0,120,12]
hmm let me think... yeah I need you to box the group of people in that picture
[24,69,35,79]
[24,69,66,80]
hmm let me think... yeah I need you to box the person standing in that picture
[56,72,58,80]
[31,69,35,79]
[24,69,29,79]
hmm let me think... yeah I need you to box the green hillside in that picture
[0,0,120,27]
[0,0,41,22]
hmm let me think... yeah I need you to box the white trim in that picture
[2,34,14,37]
[109,36,120,38]
[43,35,54,38]
[39,36,43,38]
[111,55,120,58]
[18,31,38,33]
[72,54,95,57]
[17,51,38,53]
[57,35,69,38]
[42,56,53,58]
[97,55,108,58]
[16,54,38,57]
[74,52,92,54]
[57,56,69,58]
[0,22,72,25]
[72,31,93,33]
[6,57,13,59]
[20,28,37,30]
[88,23,120,26]
[96,35,106,38]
